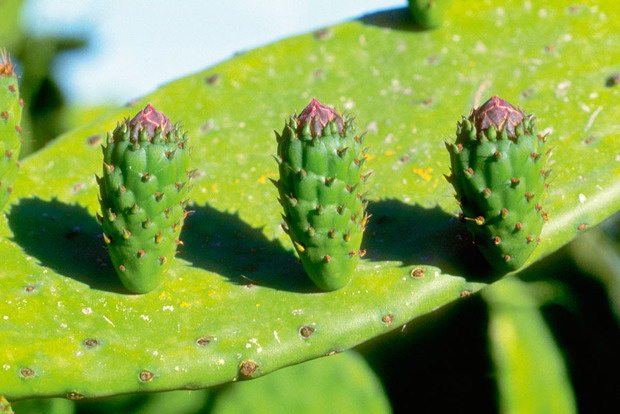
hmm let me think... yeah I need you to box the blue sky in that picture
[22,0,406,105]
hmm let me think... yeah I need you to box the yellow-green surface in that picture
[1,0,618,400]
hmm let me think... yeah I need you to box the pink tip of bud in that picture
[129,104,173,140]
[470,95,524,139]
[297,98,344,137]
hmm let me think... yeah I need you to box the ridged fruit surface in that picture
[275,98,369,290]
[0,50,22,212]
[97,104,191,293]
[446,96,549,272]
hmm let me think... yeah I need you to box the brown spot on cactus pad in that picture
[313,28,331,39]
[299,325,315,338]
[139,370,154,382]
[20,368,35,378]
[87,134,102,146]
[606,73,620,87]
[382,314,394,326]
[83,338,101,347]
[196,336,215,346]
[205,74,220,85]
[410,267,426,278]
[239,360,258,377]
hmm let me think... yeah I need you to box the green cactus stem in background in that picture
[0,49,22,212]
[97,104,192,293]
[407,0,455,29]
[446,95,550,272]
[274,98,369,290]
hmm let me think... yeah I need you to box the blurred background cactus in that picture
[1,0,619,413]
[0,0,92,158]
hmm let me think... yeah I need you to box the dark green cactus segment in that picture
[446,96,549,272]
[98,104,191,293]
[408,0,454,29]
[0,50,22,212]
[275,98,368,290]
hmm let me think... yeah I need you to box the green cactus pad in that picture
[0,50,22,212]
[275,99,368,290]
[97,104,192,293]
[446,96,549,271]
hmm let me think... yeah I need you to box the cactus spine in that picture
[446,95,550,272]
[274,98,369,290]
[97,104,192,293]
[0,50,22,212]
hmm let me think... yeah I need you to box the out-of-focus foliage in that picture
[0,0,87,157]
[484,277,577,414]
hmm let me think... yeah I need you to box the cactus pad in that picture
[446,96,550,272]
[275,98,369,290]
[97,104,192,293]
[0,50,22,212]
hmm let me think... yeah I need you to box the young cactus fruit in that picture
[0,50,22,212]
[446,95,550,272]
[274,98,369,290]
[97,104,192,293]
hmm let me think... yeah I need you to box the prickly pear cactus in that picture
[446,96,549,272]
[0,50,22,212]
[274,98,369,290]
[97,104,192,293]
[1,0,618,402]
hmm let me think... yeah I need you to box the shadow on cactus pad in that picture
[7,197,126,293]
[363,199,496,283]
[179,203,316,293]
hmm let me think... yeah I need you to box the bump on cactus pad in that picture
[0,49,22,212]
[446,95,550,272]
[97,104,192,293]
[274,98,369,290]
